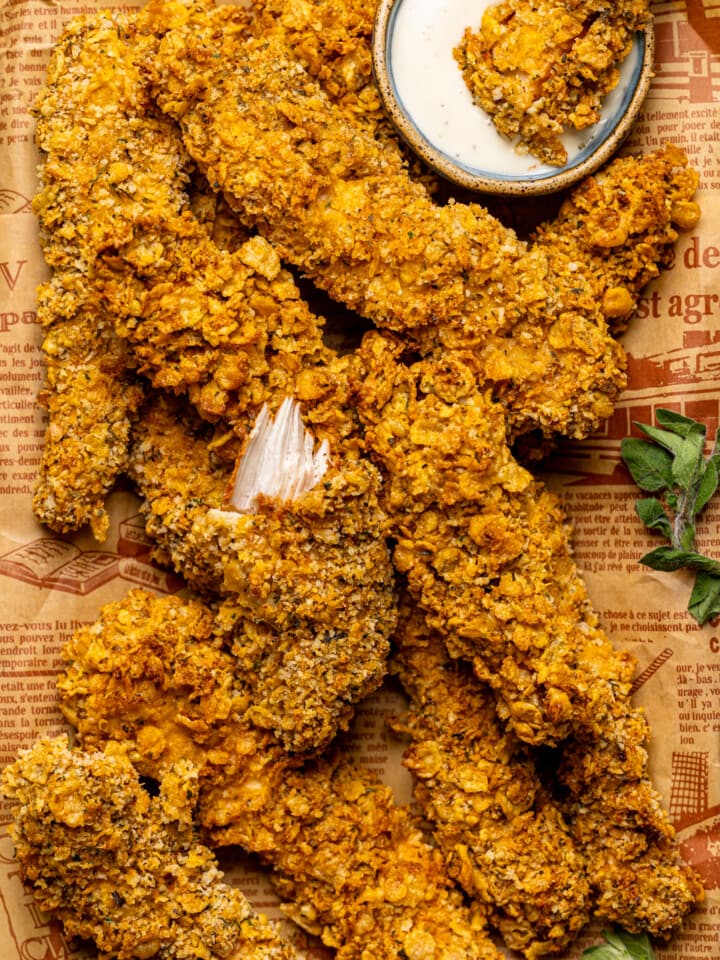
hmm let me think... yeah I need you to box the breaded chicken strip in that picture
[355,332,632,744]
[250,0,438,192]
[251,0,384,127]
[1,736,297,960]
[392,603,703,943]
[354,338,703,935]
[556,706,706,938]
[426,145,700,440]
[29,1,191,537]
[32,292,144,541]
[57,590,504,960]
[454,0,651,166]
[128,398,396,753]
[30,2,345,542]
[35,5,334,437]
[150,0,699,440]
[391,603,592,958]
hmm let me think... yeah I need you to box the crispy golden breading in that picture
[526,143,701,332]
[355,333,634,745]
[251,0,383,126]
[250,0,439,192]
[58,590,504,960]
[415,145,700,440]
[32,292,144,541]
[392,604,703,944]
[151,10,519,334]
[0,736,297,960]
[149,2,698,441]
[19,0,705,951]
[128,399,397,753]
[30,2,347,542]
[35,6,335,439]
[454,0,651,166]
[556,708,705,938]
[391,604,592,958]
[29,4,191,537]
[29,5,187,538]
[355,342,703,935]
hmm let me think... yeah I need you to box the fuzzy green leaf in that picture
[581,929,655,960]
[625,412,720,623]
[695,459,719,514]
[670,431,706,490]
[708,426,720,472]
[640,546,720,575]
[635,422,687,456]
[655,408,707,440]
[635,498,672,538]
[620,438,673,492]
[688,570,720,625]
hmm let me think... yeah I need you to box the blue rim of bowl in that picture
[372,0,655,196]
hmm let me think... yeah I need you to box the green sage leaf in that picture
[695,459,719,514]
[636,422,686,456]
[639,546,693,571]
[708,425,720,472]
[635,498,672,537]
[581,929,655,960]
[688,570,720,625]
[671,433,706,490]
[655,408,706,440]
[620,438,673,492]
[640,546,720,575]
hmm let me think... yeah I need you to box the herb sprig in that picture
[582,929,655,960]
[621,408,720,625]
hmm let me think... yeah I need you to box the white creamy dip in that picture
[387,0,643,179]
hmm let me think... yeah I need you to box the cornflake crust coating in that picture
[30,1,344,540]
[128,396,397,754]
[454,0,652,165]
[16,0,706,953]
[149,0,698,442]
[355,333,635,745]
[391,603,704,947]
[0,736,297,960]
[353,336,704,933]
[556,700,706,939]
[391,603,592,959]
[57,589,505,960]
[32,296,144,541]
[29,6,192,538]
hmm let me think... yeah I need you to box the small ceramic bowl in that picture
[372,0,655,196]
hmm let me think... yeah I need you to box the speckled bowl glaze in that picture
[372,0,655,196]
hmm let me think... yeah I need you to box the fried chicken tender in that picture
[391,603,592,958]
[128,397,396,753]
[28,0,191,537]
[251,0,384,126]
[249,0,441,195]
[32,295,144,541]
[1,736,297,960]
[433,144,700,440]
[454,0,651,166]
[149,0,699,440]
[355,332,634,744]
[556,706,706,938]
[57,589,504,960]
[34,5,337,452]
[391,604,703,944]
[354,338,703,934]
[29,4,191,538]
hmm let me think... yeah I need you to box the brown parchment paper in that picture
[0,1,718,958]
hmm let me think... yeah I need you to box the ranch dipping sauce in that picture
[386,0,644,180]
